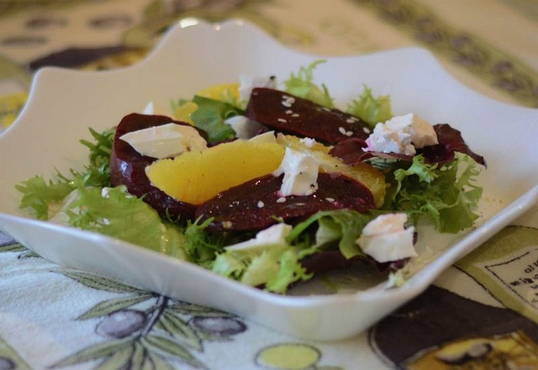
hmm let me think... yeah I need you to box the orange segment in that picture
[146,140,285,205]
[172,101,197,125]
[196,83,240,105]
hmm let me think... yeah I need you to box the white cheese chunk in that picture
[389,113,438,148]
[299,137,317,148]
[239,75,276,102]
[120,123,207,159]
[365,120,415,155]
[273,148,319,196]
[142,101,154,115]
[249,131,276,144]
[365,113,438,154]
[357,213,417,263]
[225,223,292,252]
[409,115,438,148]
[224,115,266,139]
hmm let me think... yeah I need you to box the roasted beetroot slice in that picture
[110,113,197,219]
[246,88,370,145]
[300,250,363,275]
[330,138,412,165]
[195,173,375,232]
[429,124,486,166]
[329,124,485,167]
[299,250,408,275]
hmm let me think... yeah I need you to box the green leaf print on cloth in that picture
[0,242,25,253]
[0,336,31,370]
[0,238,40,259]
[52,270,247,369]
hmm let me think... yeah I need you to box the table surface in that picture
[1,1,538,369]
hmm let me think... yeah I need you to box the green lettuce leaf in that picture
[211,224,315,293]
[283,60,334,108]
[287,209,373,259]
[190,95,243,144]
[57,186,187,259]
[213,246,313,294]
[346,86,392,127]
[240,248,283,288]
[16,127,114,219]
[265,249,311,293]
[15,175,74,219]
[78,127,114,187]
[386,154,483,233]
[212,253,245,280]
[183,217,225,266]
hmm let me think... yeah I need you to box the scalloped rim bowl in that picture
[1,20,537,340]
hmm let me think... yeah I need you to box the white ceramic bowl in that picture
[1,19,537,340]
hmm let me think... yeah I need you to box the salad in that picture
[16,60,485,293]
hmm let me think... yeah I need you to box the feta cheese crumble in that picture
[239,75,276,102]
[357,213,417,263]
[225,223,292,252]
[120,123,207,159]
[142,101,154,115]
[273,148,319,196]
[365,113,438,155]
[299,137,317,148]
[223,115,265,139]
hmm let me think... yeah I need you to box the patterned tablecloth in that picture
[1,1,538,369]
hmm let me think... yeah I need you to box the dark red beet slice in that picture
[429,124,486,166]
[110,113,198,219]
[300,250,363,275]
[246,88,371,145]
[329,124,485,167]
[329,138,369,165]
[329,138,412,165]
[299,249,408,275]
[195,173,375,232]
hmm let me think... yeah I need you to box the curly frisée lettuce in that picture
[16,175,74,220]
[16,127,113,219]
[287,209,373,259]
[182,217,227,267]
[283,60,334,108]
[346,86,392,127]
[212,237,316,294]
[386,153,483,233]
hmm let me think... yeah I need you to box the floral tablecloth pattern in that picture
[1,1,538,369]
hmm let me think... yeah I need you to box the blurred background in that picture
[0,0,537,130]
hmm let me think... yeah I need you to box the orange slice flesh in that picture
[196,83,240,103]
[146,140,284,205]
[172,101,198,125]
